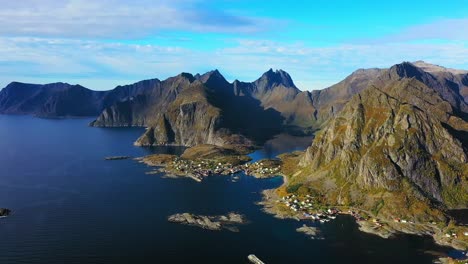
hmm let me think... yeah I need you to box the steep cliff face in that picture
[90,74,192,127]
[295,77,468,219]
[134,81,253,147]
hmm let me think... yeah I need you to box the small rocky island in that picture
[168,212,247,232]
[0,208,11,217]
[296,225,324,240]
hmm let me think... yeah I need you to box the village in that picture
[279,194,348,223]
[279,193,425,227]
[167,157,282,182]
[277,193,468,248]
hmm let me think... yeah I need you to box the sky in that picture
[0,0,468,91]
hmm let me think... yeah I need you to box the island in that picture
[138,144,281,182]
[167,212,247,232]
[0,208,11,217]
[296,225,324,240]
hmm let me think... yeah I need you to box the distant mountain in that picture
[310,68,384,125]
[289,61,468,220]
[0,80,156,118]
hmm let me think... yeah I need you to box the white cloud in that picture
[0,37,467,91]
[0,0,279,38]
[384,18,468,42]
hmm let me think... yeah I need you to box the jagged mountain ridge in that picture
[1,61,467,149]
[92,68,316,130]
[92,69,320,146]
[131,70,291,147]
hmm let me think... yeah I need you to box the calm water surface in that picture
[0,115,458,263]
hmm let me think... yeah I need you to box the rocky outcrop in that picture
[0,208,11,217]
[168,212,247,232]
[296,225,324,239]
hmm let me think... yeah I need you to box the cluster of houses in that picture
[169,158,281,181]
[445,231,468,239]
[280,194,341,223]
[243,161,281,176]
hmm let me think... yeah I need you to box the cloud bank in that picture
[1,37,467,91]
[0,0,278,38]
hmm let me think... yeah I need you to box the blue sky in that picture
[0,0,467,90]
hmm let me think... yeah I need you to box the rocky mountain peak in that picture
[197,69,230,88]
[389,62,425,80]
[256,68,297,89]
[197,69,224,81]
[175,72,195,83]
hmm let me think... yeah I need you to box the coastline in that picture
[135,144,468,256]
[259,173,468,253]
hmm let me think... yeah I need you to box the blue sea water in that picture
[0,115,458,263]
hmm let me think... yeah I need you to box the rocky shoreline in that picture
[137,142,468,255]
[168,212,247,232]
[259,177,468,252]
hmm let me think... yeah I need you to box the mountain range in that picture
[1,61,468,211]
[1,61,466,148]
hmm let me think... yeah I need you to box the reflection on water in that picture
[249,133,314,162]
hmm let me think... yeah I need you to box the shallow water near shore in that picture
[0,115,461,263]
